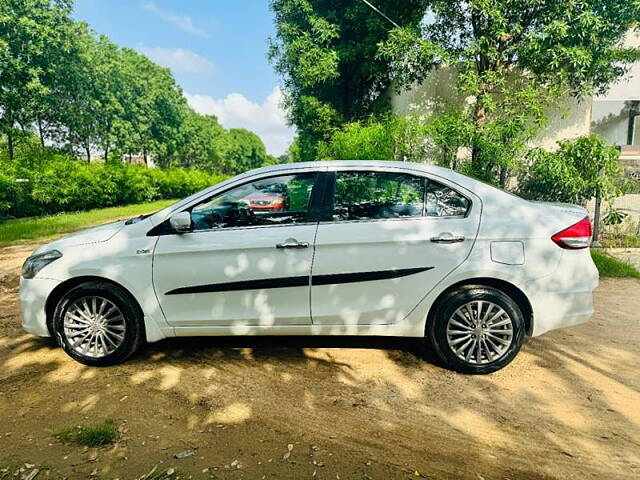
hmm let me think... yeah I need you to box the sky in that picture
[73,0,294,156]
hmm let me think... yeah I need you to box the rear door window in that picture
[329,170,470,221]
[425,180,470,217]
[331,171,426,221]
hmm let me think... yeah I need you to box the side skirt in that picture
[170,321,425,338]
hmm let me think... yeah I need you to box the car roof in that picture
[246,160,481,192]
[251,159,443,173]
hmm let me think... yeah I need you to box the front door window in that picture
[190,173,318,230]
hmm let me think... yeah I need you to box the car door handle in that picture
[430,235,465,244]
[276,239,309,249]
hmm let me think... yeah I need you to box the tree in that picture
[218,129,269,175]
[0,0,77,160]
[114,49,186,165]
[379,0,640,184]
[159,109,225,170]
[50,28,109,161]
[269,0,429,161]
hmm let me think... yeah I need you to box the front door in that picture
[310,168,480,326]
[153,171,321,327]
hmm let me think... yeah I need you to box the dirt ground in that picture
[0,243,639,480]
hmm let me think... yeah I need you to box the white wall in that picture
[391,68,591,152]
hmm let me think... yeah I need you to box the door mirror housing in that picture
[169,212,192,233]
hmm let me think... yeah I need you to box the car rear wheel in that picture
[427,286,525,374]
[53,281,144,366]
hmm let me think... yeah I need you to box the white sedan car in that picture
[20,161,598,373]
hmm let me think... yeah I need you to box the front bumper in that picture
[20,277,61,337]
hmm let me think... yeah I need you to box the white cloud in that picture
[137,46,214,74]
[185,87,296,156]
[142,2,209,38]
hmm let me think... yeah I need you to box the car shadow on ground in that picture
[133,334,443,368]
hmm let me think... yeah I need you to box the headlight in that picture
[21,250,63,279]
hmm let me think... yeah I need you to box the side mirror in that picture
[169,211,192,233]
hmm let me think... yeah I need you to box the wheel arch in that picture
[45,275,146,337]
[426,277,533,336]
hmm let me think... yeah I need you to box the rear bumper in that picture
[529,288,595,336]
[20,277,61,338]
[528,250,599,336]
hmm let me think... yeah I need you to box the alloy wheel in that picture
[445,300,514,365]
[62,296,126,358]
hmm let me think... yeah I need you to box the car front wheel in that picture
[53,281,144,366]
[427,286,525,374]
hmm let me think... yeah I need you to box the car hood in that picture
[33,220,125,255]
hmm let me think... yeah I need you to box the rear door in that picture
[310,167,481,326]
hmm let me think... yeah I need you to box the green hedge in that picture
[0,156,227,219]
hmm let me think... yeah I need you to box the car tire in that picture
[53,281,145,366]
[426,285,525,374]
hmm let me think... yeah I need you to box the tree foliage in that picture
[317,114,429,163]
[269,0,429,161]
[0,0,77,158]
[518,135,632,205]
[378,0,640,184]
[218,129,270,174]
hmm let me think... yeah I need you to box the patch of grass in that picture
[55,419,119,447]
[591,249,640,278]
[600,235,640,248]
[0,199,176,246]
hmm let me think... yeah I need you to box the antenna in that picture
[359,0,400,28]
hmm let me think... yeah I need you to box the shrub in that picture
[518,135,631,205]
[0,154,229,219]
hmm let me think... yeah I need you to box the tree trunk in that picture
[5,111,15,161]
[103,121,112,162]
[499,166,508,188]
[68,130,75,157]
[471,96,486,169]
[85,143,91,163]
[7,130,14,162]
[37,116,46,150]
[143,147,148,166]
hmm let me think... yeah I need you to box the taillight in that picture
[551,216,592,249]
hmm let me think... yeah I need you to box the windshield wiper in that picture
[124,213,154,225]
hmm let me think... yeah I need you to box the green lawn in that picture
[591,249,640,279]
[0,199,176,247]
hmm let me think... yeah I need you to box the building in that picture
[122,153,155,168]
